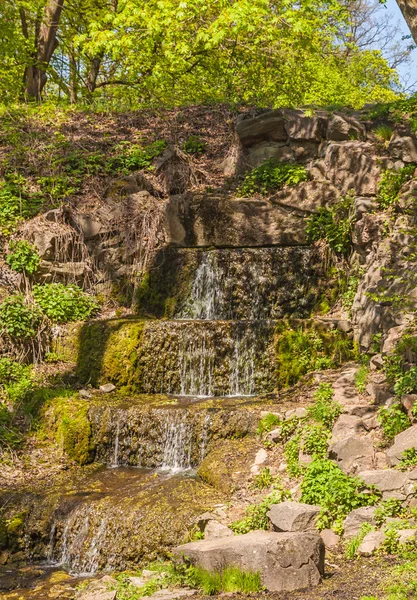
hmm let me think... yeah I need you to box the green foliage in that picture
[377,403,411,441]
[302,423,331,458]
[0,294,41,339]
[394,367,417,397]
[345,522,374,559]
[251,467,276,490]
[375,499,405,526]
[274,322,355,388]
[106,141,166,175]
[355,365,369,394]
[377,165,416,209]
[341,275,360,314]
[238,160,308,196]
[183,136,206,155]
[374,124,393,142]
[307,383,342,428]
[0,177,42,235]
[284,432,303,477]
[306,193,355,255]
[383,548,417,599]
[231,486,291,534]
[6,240,40,274]
[397,448,417,471]
[382,525,401,555]
[0,358,32,404]
[256,413,281,436]
[33,283,98,323]
[300,459,381,533]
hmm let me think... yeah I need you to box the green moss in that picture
[274,320,356,388]
[41,393,93,465]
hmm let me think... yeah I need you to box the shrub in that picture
[306,193,354,255]
[307,383,341,428]
[300,459,380,532]
[355,365,369,394]
[394,366,417,397]
[6,240,40,275]
[251,467,276,490]
[377,164,416,209]
[0,294,42,339]
[183,135,206,155]
[397,448,417,471]
[375,499,405,526]
[238,160,308,196]
[377,403,411,441]
[33,283,98,323]
[106,140,166,174]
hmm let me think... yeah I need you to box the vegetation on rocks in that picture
[238,161,308,196]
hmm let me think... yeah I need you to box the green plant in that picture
[238,160,308,196]
[251,467,275,490]
[377,164,416,209]
[284,431,302,477]
[382,525,400,555]
[301,459,380,533]
[0,294,42,339]
[355,365,369,394]
[306,193,354,255]
[6,240,40,274]
[183,135,206,155]
[345,522,373,559]
[278,416,299,441]
[0,177,43,234]
[307,383,342,428]
[374,124,393,142]
[0,358,32,405]
[397,448,417,471]
[394,367,417,397]
[341,274,360,314]
[33,283,98,323]
[106,140,166,174]
[375,499,405,526]
[377,403,411,441]
[302,423,331,458]
[221,567,263,593]
[231,486,291,534]
[256,413,281,435]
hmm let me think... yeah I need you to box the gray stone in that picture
[266,427,283,443]
[236,110,288,146]
[197,512,218,532]
[267,501,321,532]
[354,196,378,219]
[204,521,234,540]
[370,354,384,371]
[79,389,92,399]
[100,383,116,393]
[388,132,417,163]
[254,448,268,465]
[365,382,391,405]
[247,142,294,168]
[320,529,340,550]
[271,180,339,212]
[327,114,366,142]
[145,590,196,600]
[283,109,328,142]
[83,593,117,600]
[343,507,377,539]
[331,414,363,442]
[386,425,417,466]
[397,529,417,545]
[173,531,324,592]
[358,530,385,556]
[401,394,417,415]
[358,469,408,499]
[328,435,375,474]
[285,407,307,420]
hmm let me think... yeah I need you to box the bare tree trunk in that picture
[86,55,103,95]
[23,0,65,100]
[69,45,78,103]
[396,0,417,45]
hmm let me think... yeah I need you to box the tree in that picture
[395,0,417,45]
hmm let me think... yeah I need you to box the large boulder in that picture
[343,507,377,539]
[283,109,328,142]
[386,425,417,466]
[358,469,410,500]
[328,435,375,474]
[267,501,321,532]
[327,114,366,142]
[236,111,288,147]
[388,132,417,163]
[173,531,325,592]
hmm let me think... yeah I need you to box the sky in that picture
[386,0,417,92]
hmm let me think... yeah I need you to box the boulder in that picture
[271,180,340,213]
[283,109,328,142]
[173,531,325,592]
[358,530,385,556]
[285,407,308,420]
[328,435,375,474]
[197,512,218,532]
[388,132,417,163]
[386,425,417,466]
[331,414,363,442]
[236,110,288,146]
[354,196,378,219]
[146,590,196,600]
[320,529,340,550]
[267,502,321,532]
[397,529,417,545]
[401,394,417,416]
[358,469,408,500]
[266,428,283,444]
[343,507,377,539]
[253,448,268,465]
[100,383,116,393]
[247,142,294,168]
[204,521,234,540]
[327,114,366,142]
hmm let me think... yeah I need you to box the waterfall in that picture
[161,411,193,471]
[111,413,121,468]
[182,252,225,320]
[179,329,215,397]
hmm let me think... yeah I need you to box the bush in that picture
[394,366,417,397]
[106,140,166,174]
[300,459,380,532]
[345,522,373,559]
[6,240,40,274]
[397,448,417,471]
[306,193,354,255]
[238,160,308,196]
[0,358,32,404]
[374,124,393,142]
[33,283,98,323]
[0,294,42,339]
[183,135,206,155]
[377,164,416,209]
[307,383,341,428]
[377,403,411,441]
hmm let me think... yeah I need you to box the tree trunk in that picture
[24,0,65,100]
[86,56,103,95]
[69,46,78,103]
[396,0,417,45]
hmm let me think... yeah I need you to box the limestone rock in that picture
[100,383,116,393]
[386,425,417,466]
[331,414,363,442]
[358,530,385,556]
[267,501,321,532]
[343,507,377,539]
[388,132,417,163]
[266,427,283,443]
[173,531,325,592]
[236,110,288,146]
[271,180,340,213]
[328,435,375,474]
[327,114,366,142]
[204,520,234,540]
[197,512,218,532]
[254,448,268,465]
[283,109,328,142]
[358,469,408,500]
[285,407,307,420]
[320,529,340,550]
[397,529,417,545]
[247,142,294,168]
